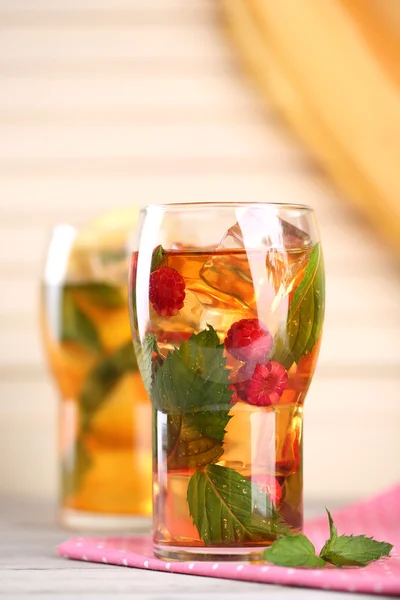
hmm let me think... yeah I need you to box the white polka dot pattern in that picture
[57,484,400,596]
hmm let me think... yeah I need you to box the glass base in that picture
[153,543,266,562]
[60,508,152,533]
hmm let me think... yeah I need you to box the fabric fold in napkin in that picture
[58,484,400,596]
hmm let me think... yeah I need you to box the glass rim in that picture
[141,201,314,213]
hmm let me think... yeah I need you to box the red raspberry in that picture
[245,361,288,407]
[225,318,273,362]
[149,267,186,317]
[229,362,256,402]
[252,473,283,506]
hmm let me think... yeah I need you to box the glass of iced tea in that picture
[42,211,152,530]
[129,202,324,560]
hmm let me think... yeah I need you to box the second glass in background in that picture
[42,211,152,530]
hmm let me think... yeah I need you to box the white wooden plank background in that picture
[0,0,399,503]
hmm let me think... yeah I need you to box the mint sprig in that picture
[272,243,324,370]
[151,325,232,469]
[151,245,167,271]
[167,411,228,470]
[136,332,158,395]
[187,464,289,545]
[67,282,125,308]
[61,290,102,353]
[152,325,232,414]
[319,509,393,567]
[264,534,326,568]
[263,508,393,568]
[80,341,138,430]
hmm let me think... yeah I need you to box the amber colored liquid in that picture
[140,247,323,550]
[43,283,152,517]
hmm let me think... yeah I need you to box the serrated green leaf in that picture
[166,410,230,470]
[152,325,232,414]
[136,333,158,395]
[61,291,102,353]
[264,534,327,568]
[68,282,125,308]
[187,464,289,545]
[80,342,137,429]
[321,534,393,567]
[319,509,393,567]
[319,509,392,567]
[319,508,338,557]
[272,243,324,370]
[151,245,167,271]
[152,325,232,468]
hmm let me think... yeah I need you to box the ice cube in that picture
[199,248,284,334]
[199,212,311,332]
[152,288,250,352]
[199,251,256,311]
[218,210,311,253]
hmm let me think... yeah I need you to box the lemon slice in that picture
[67,207,141,284]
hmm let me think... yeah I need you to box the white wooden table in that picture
[1,497,385,599]
[1,0,399,509]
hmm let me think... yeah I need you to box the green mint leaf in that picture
[151,245,167,271]
[272,243,324,370]
[152,325,232,414]
[319,510,392,567]
[264,534,327,568]
[136,333,158,395]
[152,325,232,468]
[319,509,393,567]
[166,410,230,470]
[187,464,288,545]
[61,291,102,353]
[80,342,137,429]
[68,282,126,308]
[321,534,393,567]
[319,508,338,557]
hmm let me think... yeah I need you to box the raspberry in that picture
[245,361,288,407]
[225,318,273,362]
[229,362,256,402]
[252,474,283,506]
[149,267,186,317]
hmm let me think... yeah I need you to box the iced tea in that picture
[43,278,152,527]
[131,214,324,559]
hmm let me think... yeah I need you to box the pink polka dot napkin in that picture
[58,484,400,595]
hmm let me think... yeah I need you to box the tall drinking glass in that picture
[129,203,324,560]
[42,215,152,530]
